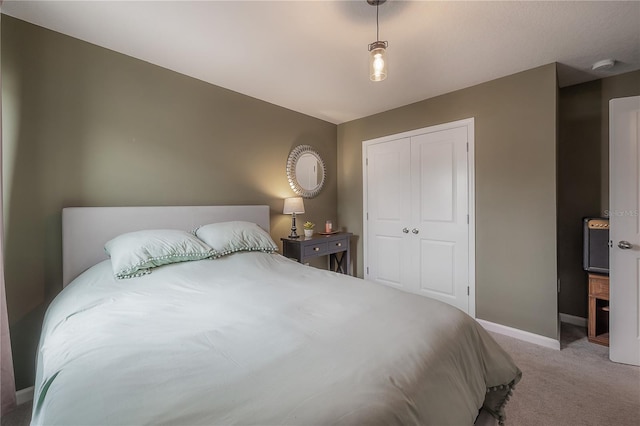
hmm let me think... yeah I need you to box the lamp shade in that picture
[283,197,305,214]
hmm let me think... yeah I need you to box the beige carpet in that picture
[493,323,640,426]
[2,324,638,426]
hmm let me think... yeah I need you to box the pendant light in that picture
[367,0,388,82]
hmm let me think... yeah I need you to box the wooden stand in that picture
[587,273,610,346]
[281,232,353,275]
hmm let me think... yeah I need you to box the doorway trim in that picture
[362,118,476,317]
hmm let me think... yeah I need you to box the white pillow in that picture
[105,229,216,279]
[194,221,277,258]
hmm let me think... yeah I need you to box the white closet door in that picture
[365,138,412,289]
[410,127,469,312]
[364,119,474,315]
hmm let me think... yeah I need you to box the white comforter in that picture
[32,252,521,425]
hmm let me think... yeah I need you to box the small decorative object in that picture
[325,220,333,233]
[303,221,315,237]
[283,197,305,239]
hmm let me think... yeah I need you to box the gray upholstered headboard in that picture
[62,205,271,287]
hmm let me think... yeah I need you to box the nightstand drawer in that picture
[589,276,609,299]
[327,237,348,254]
[304,241,328,257]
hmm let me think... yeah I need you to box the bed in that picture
[32,206,521,425]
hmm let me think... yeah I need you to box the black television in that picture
[583,218,609,274]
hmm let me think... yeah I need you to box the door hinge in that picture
[366,158,368,166]
[366,266,369,275]
[467,214,469,224]
[557,279,561,293]
[467,286,470,296]
[366,212,369,220]
[466,142,469,152]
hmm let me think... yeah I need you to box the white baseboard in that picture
[16,386,34,405]
[477,319,561,350]
[559,313,587,327]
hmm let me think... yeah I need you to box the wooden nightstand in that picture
[281,232,353,275]
[587,273,610,346]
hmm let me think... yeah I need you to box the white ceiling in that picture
[2,1,639,124]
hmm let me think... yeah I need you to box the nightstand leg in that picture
[588,296,596,341]
[330,252,350,275]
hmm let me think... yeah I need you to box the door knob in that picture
[402,228,409,234]
[412,228,419,234]
[618,240,633,250]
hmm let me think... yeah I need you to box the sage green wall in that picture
[557,80,602,320]
[1,16,337,389]
[337,64,559,339]
[557,70,640,319]
[598,71,640,210]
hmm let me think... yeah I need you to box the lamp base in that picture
[289,213,300,239]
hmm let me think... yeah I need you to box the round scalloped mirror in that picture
[286,145,326,198]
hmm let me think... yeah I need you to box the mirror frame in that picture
[286,145,326,198]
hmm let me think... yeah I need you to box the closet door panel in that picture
[365,138,412,288]
[419,240,455,296]
[416,141,455,222]
[374,236,403,287]
[411,128,469,311]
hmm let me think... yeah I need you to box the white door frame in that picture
[362,118,476,317]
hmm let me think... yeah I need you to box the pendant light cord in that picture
[367,0,387,51]
[376,2,380,41]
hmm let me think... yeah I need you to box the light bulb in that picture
[369,45,387,81]
[373,54,385,73]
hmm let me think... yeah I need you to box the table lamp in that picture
[283,197,305,239]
